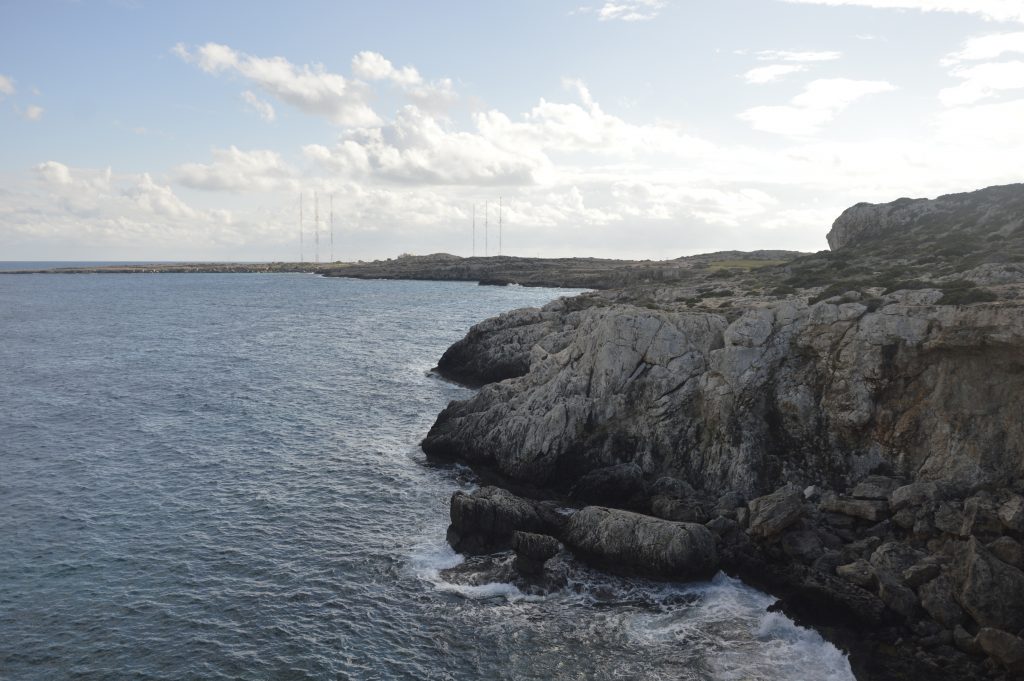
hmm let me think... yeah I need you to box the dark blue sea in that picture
[0,273,854,680]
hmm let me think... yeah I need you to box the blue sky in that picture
[2,0,1023,261]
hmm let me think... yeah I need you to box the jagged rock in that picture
[876,569,919,618]
[934,503,965,535]
[958,537,1024,633]
[569,462,644,505]
[837,559,876,588]
[954,625,983,656]
[747,487,803,538]
[903,561,941,588]
[821,495,890,522]
[852,476,902,501]
[960,496,1002,538]
[512,531,561,575]
[706,515,738,537]
[650,476,695,499]
[780,529,824,563]
[893,507,917,529]
[987,536,1024,570]
[999,495,1024,533]
[871,541,926,576]
[563,506,718,579]
[713,490,745,518]
[447,487,563,554]
[890,482,940,512]
[920,574,966,629]
[650,496,707,523]
[976,628,1024,674]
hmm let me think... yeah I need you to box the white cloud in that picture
[174,42,380,126]
[744,64,809,83]
[940,59,1024,105]
[351,51,456,111]
[241,90,276,121]
[941,31,1024,64]
[595,0,668,21]
[0,74,14,96]
[739,78,897,135]
[755,49,842,61]
[24,105,44,121]
[175,146,295,192]
[36,161,73,185]
[305,105,549,185]
[780,0,1024,24]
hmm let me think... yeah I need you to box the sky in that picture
[1,0,1023,262]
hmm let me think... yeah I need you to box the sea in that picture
[0,270,855,680]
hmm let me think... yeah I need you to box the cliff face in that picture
[424,183,1024,680]
[423,291,1024,498]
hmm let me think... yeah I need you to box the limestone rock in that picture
[821,495,890,522]
[747,487,803,538]
[512,531,561,575]
[987,536,1024,571]
[920,573,966,629]
[851,475,901,501]
[870,541,926,576]
[447,487,562,554]
[976,628,1024,675]
[876,569,919,619]
[836,559,876,588]
[564,506,718,580]
[890,482,939,512]
[999,495,1024,533]
[569,462,645,506]
[958,537,1024,633]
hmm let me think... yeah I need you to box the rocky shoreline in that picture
[422,184,1024,680]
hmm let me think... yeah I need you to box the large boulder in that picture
[447,486,563,554]
[957,537,1024,633]
[976,628,1024,675]
[512,531,561,576]
[747,487,803,538]
[563,506,718,579]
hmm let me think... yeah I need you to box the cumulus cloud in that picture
[175,146,295,192]
[744,64,809,83]
[738,78,897,135]
[0,74,14,96]
[23,104,44,121]
[351,51,456,111]
[594,0,668,21]
[305,105,548,185]
[174,42,380,126]
[241,90,276,121]
[779,0,1024,24]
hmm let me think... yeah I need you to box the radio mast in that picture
[498,196,503,256]
[299,193,304,263]
[314,191,320,264]
[472,203,476,257]
[330,194,335,262]
[484,201,489,257]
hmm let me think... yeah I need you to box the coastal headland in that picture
[423,183,1024,681]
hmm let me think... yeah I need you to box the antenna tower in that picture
[314,191,320,264]
[498,196,503,256]
[330,194,335,262]
[472,203,476,257]
[484,201,489,257]
[299,193,304,263]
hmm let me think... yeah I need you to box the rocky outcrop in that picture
[563,506,718,579]
[427,185,1024,680]
[826,183,1024,251]
[446,486,564,554]
[424,293,1024,499]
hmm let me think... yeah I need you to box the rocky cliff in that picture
[424,183,1024,680]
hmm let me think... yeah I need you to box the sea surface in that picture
[0,273,855,680]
